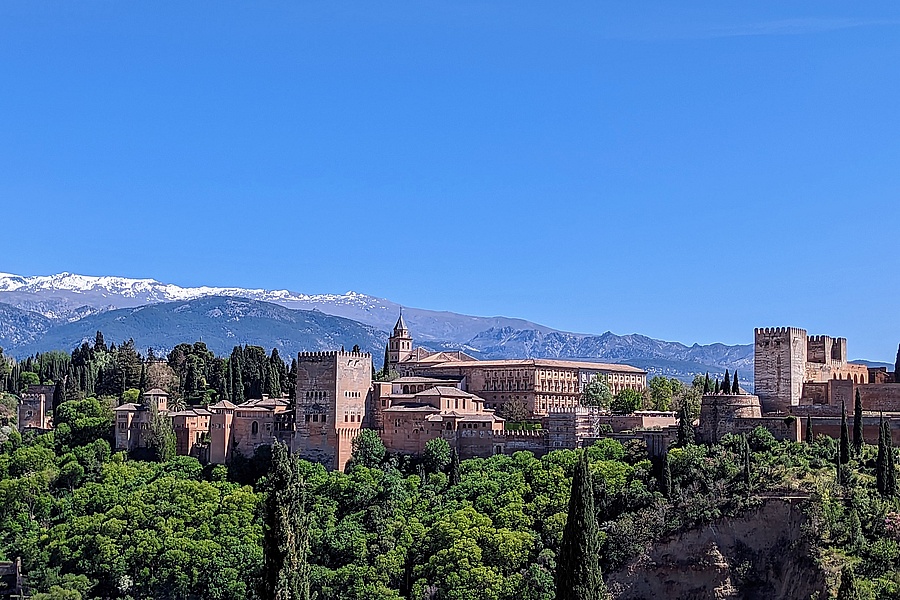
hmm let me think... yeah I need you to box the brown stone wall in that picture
[209,410,233,464]
[699,395,763,443]
[858,384,900,412]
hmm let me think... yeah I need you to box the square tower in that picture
[293,349,372,471]
[754,327,808,413]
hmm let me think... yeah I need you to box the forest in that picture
[0,337,898,599]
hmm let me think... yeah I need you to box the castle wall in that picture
[699,394,763,443]
[754,328,808,412]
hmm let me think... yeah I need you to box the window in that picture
[322,415,327,423]
[313,414,319,422]
[251,421,259,435]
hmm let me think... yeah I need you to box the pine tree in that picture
[262,441,311,600]
[805,414,814,444]
[556,451,603,600]
[853,389,863,456]
[731,371,740,394]
[94,331,107,353]
[661,451,672,499]
[677,402,693,447]
[449,447,461,487]
[840,400,850,465]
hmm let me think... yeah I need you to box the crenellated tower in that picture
[754,327,808,413]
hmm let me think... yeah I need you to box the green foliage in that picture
[648,376,682,412]
[841,401,851,465]
[582,375,613,409]
[676,402,694,447]
[146,401,176,463]
[854,390,864,456]
[424,437,452,473]
[610,388,642,414]
[349,429,386,469]
[122,388,140,404]
[20,370,40,390]
[556,451,602,600]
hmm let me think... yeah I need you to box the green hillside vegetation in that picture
[0,398,897,599]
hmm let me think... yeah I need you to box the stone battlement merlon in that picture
[297,350,371,359]
[755,327,807,336]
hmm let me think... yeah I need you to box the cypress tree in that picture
[556,451,603,600]
[895,343,900,383]
[661,451,672,499]
[837,565,862,600]
[731,371,740,394]
[677,402,693,447]
[805,414,814,445]
[877,413,888,495]
[262,441,311,600]
[885,418,897,496]
[722,370,730,395]
[231,349,245,404]
[714,378,720,394]
[449,447,461,487]
[853,389,863,456]
[52,378,65,416]
[742,434,752,491]
[840,400,850,465]
[382,343,391,376]
[139,362,147,392]
[703,372,711,394]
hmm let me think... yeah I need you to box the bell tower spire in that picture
[388,308,413,367]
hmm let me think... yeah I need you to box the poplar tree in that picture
[677,402,694,447]
[262,441,311,600]
[556,451,603,600]
[805,414,814,444]
[722,370,731,395]
[840,400,850,465]
[731,371,740,394]
[853,389,863,456]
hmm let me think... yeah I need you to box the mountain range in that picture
[0,272,762,381]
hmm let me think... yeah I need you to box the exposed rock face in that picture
[606,499,825,600]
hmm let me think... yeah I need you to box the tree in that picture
[582,375,613,408]
[805,414,814,444]
[853,389,863,456]
[449,447,461,486]
[895,343,900,383]
[556,451,603,600]
[660,451,672,499]
[840,400,850,465]
[382,343,390,375]
[731,371,740,394]
[714,378,720,394]
[704,372,711,394]
[497,400,529,422]
[611,388,642,414]
[147,401,176,462]
[879,416,898,497]
[94,331,107,353]
[423,437,451,473]
[262,441,311,600]
[52,378,65,416]
[722,370,730,395]
[348,429,385,469]
[836,565,861,600]
[676,402,694,447]
[648,377,674,411]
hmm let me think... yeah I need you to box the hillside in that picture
[10,296,389,359]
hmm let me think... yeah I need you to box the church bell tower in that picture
[388,310,413,367]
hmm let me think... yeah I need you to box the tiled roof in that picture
[423,358,646,373]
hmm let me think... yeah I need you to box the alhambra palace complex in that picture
[16,317,900,470]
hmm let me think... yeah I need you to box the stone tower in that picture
[293,349,372,471]
[754,327,808,413]
[387,311,413,368]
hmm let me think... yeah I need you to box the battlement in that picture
[298,350,371,359]
[755,327,807,337]
[492,429,546,438]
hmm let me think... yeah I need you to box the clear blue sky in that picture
[2,2,899,360]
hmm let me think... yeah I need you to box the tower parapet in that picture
[754,327,808,412]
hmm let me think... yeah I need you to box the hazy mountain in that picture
[10,296,389,360]
[0,271,762,380]
[0,272,553,343]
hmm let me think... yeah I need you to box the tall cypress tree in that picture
[51,378,65,416]
[714,378,720,394]
[805,414,814,444]
[677,402,694,447]
[382,343,391,376]
[840,400,850,465]
[557,451,603,600]
[743,434,752,491]
[449,447,461,487]
[262,441,311,600]
[853,389,863,456]
[877,413,888,495]
[703,372,711,394]
[895,344,900,383]
[731,371,740,394]
[661,451,672,499]
[885,418,897,497]
[837,565,862,600]
[230,349,245,404]
[722,370,731,395]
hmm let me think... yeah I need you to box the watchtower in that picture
[387,310,413,367]
[754,327,808,412]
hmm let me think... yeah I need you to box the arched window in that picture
[251,421,259,435]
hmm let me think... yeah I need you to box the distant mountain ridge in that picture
[0,271,758,380]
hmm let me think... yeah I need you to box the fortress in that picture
[700,326,900,445]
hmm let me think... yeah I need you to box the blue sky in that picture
[2,2,899,360]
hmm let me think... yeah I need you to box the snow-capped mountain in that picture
[0,271,757,381]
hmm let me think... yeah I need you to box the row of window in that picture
[344,391,363,398]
